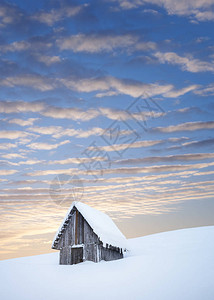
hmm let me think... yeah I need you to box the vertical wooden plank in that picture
[78,212,84,244]
[75,210,78,245]
[71,212,75,246]
[81,213,84,244]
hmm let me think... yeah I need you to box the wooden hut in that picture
[52,201,127,265]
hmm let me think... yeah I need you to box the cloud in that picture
[57,33,156,53]
[60,75,173,98]
[1,187,51,195]
[102,161,214,175]
[0,143,17,150]
[195,36,210,43]
[153,121,214,133]
[48,156,107,165]
[27,140,70,150]
[0,100,45,114]
[28,126,62,135]
[0,170,18,175]
[28,125,105,138]
[194,10,214,21]
[0,77,199,126]
[0,101,99,122]
[3,171,190,186]
[167,138,214,151]
[8,118,38,126]
[60,76,110,93]
[0,159,43,167]
[40,106,100,121]
[0,72,196,99]
[0,2,23,27]
[37,55,61,66]
[0,159,18,167]
[61,75,198,99]
[5,179,41,186]
[17,159,43,166]
[54,127,105,139]
[26,168,77,176]
[194,170,214,176]
[90,173,181,184]
[154,51,214,73]
[99,107,164,121]
[114,0,214,22]
[0,38,53,54]
[28,125,131,139]
[1,153,25,159]
[180,138,214,149]
[88,137,187,152]
[0,100,99,122]
[143,9,159,15]
[114,153,214,165]
[95,91,119,98]
[0,41,30,53]
[164,85,200,97]
[0,130,31,139]
[88,139,164,153]
[169,107,203,115]
[32,5,86,26]
[195,83,214,96]
[0,75,56,91]
[26,161,214,177]
[0,182,213,224]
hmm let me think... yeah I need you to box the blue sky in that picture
[0,0,214,259]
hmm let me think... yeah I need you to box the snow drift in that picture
[0,226,214,300]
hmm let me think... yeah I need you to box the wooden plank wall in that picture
[100,246,123,261]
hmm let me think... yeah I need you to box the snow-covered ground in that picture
[1,226,214,300]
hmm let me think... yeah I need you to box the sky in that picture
[0,0,214,260]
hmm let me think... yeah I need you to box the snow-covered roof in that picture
[52,201,127,250]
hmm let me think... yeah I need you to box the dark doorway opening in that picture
[71,247,83,264]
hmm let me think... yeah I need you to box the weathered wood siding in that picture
[55,206,123,265]
[83,218,100,263]
[100,246,123,261]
